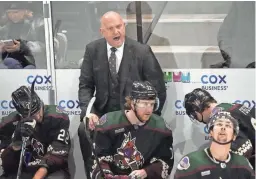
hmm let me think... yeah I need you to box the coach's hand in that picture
[86,113,99,130]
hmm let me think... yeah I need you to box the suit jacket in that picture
[78,36,166,119]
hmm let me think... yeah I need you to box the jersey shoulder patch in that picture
[98,114,107,125]
[43,105,69,122]
[177,156,190,170]
[177,150,209,172]
[210,106,225,118]
[56,106,69,115]
[96,111,125,129]
[217,103,240,112]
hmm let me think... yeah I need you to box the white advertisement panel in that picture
[161,69,255,177]
[0,69,254,179]
[0,70,51,118]
[55,69,255,178]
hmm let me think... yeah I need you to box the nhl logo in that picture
[220,163,226,168]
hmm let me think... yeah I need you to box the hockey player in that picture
[174,111,255,179]
[91,81,174,179]
[0,86,71,179]
[184,88,255,168]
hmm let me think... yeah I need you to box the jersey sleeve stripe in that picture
[175,165,217,178]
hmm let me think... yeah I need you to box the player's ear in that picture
[208,130,213,139]
[232,134,237,141]
[131,101,135,111]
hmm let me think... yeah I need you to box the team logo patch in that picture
[177,156,190,170]
[56,106,68,114]
[31,138,44,157]
[114,132,144,170]
[210,107,224,118]
[99,114,107,125]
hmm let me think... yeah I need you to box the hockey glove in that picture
[16,118,36,137]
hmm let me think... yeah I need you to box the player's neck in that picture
[125,110,144,125]
[210,143,230,161]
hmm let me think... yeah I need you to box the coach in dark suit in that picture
[78,11,166,179]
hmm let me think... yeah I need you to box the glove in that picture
[15,118,36,138]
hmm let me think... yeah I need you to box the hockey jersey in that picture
[174,148,255,179]
[210,103,255,158]
[91,110,174,179]
[1,105,71,175]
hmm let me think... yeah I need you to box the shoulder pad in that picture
[0,112,20,126]
[44,105,69,121]
[95,111,127,130]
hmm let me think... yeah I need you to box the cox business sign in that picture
[0,100,15,116]
[27,75,52,91]
[58,100,81,116]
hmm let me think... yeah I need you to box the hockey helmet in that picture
[184,88,215,121]
[131,81,159,111]
[11,86,42,117]
[207,110,239,136]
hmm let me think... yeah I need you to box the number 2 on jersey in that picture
[57,129,69,144]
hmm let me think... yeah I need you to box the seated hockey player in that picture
[184,88,255,169]
[0,85,71,179]
[91,81,174,179]
[174,111,255,179]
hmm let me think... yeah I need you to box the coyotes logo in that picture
[114,132,144,170]
[31,138,44,157]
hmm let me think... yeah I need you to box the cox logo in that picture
[0,100,15,110]
[58,100,80,109]
[234,100,255,108]
[201,75,226,84]
[204,125,209,134]
[175,100,184,109]
[175,100,186,115]
[204,125,211,140]
[27,75,52,84]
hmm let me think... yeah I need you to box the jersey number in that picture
[57,129,69,144]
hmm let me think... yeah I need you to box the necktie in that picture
[109,47,117,75]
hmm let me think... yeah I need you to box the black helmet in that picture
[131,81,157,100]
[207,110,239,136]
[11,86,42,117]
[184,88,216,121]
